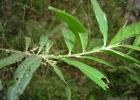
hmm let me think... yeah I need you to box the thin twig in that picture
[80,5,91,35]
[71,0,83,15]
[0,22,5,48]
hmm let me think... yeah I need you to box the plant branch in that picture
[0,46,117,60]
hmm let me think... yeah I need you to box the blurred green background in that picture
[0,0,140,100]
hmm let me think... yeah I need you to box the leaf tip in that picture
[48,6,53,10]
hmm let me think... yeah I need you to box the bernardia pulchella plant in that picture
[1,0,140,100]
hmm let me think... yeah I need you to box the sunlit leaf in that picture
[7,55,41,100]
[91,0,108,46]
[0,52,25,69]
[81,56,117,68]
[62,58,109,90]
[61,27,75,53]
[102,49,140,66]
[25,36,31,51]
[109,22,140,46]
[48,6,88,51]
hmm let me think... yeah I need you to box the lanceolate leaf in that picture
[133,36,140,46]
[0,52,25,69]
[61,27,75,53]
[66,86,71,100]
[119,45,140,52]
[81,56,117,68]
[78,32,88,51]
[7,55,41,100]
[0,80,3,90]
[48,6,88,51]
[128,36,140,54]
[109,22,140,46]
[25,36,31,51]
[38,34,48,54]
[102,49,140,66]
[91,0,108,46]
[62,58,109,90]
[53,65,67,85]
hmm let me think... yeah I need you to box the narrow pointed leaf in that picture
[0,52,25,69]
[133,36,140,46]
[119,45,140,51]
[25,36,31,51]
[109,22,140,46]
[0,80,3,90]
[62,58,109,90]
[7,55,41,100]
[48,6,88,51]
[102,49,140,66]
[61,27,75,53]
[128,36,140,54]
[53,65,67,85]
[38,34,48,54]
[81,56,117,68]
[91,0,108,46]
[78,32,88,51]
[66,86,71,100]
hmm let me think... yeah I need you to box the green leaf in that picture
[78,32,88,51]
[53,65,67,85]
[48,6,88,51]
[81,56,117,68]
[109,22,140,46]
[0,80,3,90]
[61,27,75,53]
[128,36,140,54]
[37,34,48,54]
[102,49,140,66]
[130,74,140,83]
[66,86,71,100]
[91,0,108,46]
[7,55,41,100]
[119,45,140,52]
[62,58,109,90]
[133,36,140,46]
[0,52,25,69]
[25,36,31,51]
[121,66,136,75]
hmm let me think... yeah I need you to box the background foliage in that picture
[0,0,140,100]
